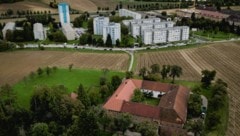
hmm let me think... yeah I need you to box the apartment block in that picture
[2,22,15,39]
[93,17,109,35]
[103,23,121,45]
[58,2,70,25]
[33,23,46,40]
[119,9,142,19]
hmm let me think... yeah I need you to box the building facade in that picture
[93,17,109,35]
[33,23,46,40]
[119,9,142,19]
[58,2,70,25]
[141,26,190,45]
[62,24,75,40]
[103,23,121,45]
[2,22,15,39]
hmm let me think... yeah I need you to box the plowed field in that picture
[0,50,129,85]
[136,42,240,136]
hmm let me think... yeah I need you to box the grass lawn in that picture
[13,68,124,109]
[194,30,239,41]
[142,97,160,106]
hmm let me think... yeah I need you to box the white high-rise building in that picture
[62,24,75,40]
[2,22,15,39]
[153,29,167,44]
[103,23,121,45]
[93,17,109,35]
[33,23,46,40]
[181,26,190,40]
[58,2,70,25]
[142,29,152,45]
[119,9,142,19]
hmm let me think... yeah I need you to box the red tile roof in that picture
[121,101,160,119]
[103,79,190,125]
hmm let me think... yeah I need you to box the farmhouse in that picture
[103,79,190,128]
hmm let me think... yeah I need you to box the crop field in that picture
[0,1,58,14]
[0,50,129,86]
[136,42,240,136]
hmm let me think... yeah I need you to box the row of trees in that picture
[139,64,182,83]
[0,9,52,18]
[177,13,240,36]
[0,40,16,52]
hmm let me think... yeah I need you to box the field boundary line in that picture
[179,50,202,75]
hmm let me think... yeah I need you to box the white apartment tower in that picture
[103,23,121,45]
[93,17,110,35]
[119,9,142,19]
[2,22,15,39]
[33,23,46,40]
[58,2,70,25]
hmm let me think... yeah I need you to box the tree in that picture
[45,66,51,76]
[139,67,147,79]
[169,65,182,83]
[150,64,160,74]
[100,85,110,99]
[132,88,145,102]
[188,93,202,118]
[5,30,13,41]
[6,9,13,16]
[77,84,90,108]
[52,30,67,42]
[67,110,98,136]
[188,119,204,136]
[79,33,89,45]
[121,23,129,35]
[68,64,73,71]
[191,12,196,21]
[161,11,167,16]
[96,38,104,46]
[111,75,122,90]
[23,22,34,41]
[201,70,216,87]
[105,34,112,47]
[206,112,220,129]
[161,65,170,80]
[136,121,158,136]
[31,123,53,136]
[126,71,133,79]
[116,39,120,47]
[37,67,43,76]
[87,18,94,34]
[113,113,132,134]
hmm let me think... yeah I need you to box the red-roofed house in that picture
[103,79,190,129]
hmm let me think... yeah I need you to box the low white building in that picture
[141,26,190,44]
[119,9,142,19]
[93,17,109,35]
[2,22,15,39]
[33,23,46,40]
[62,24,75,40]
[103,23,121,45]
[123,18,161,27]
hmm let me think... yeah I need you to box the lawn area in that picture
[13,68,124,109]
[142,97,160,106]
[194,30,239,41]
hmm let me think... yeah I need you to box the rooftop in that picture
[103,79,190,124]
